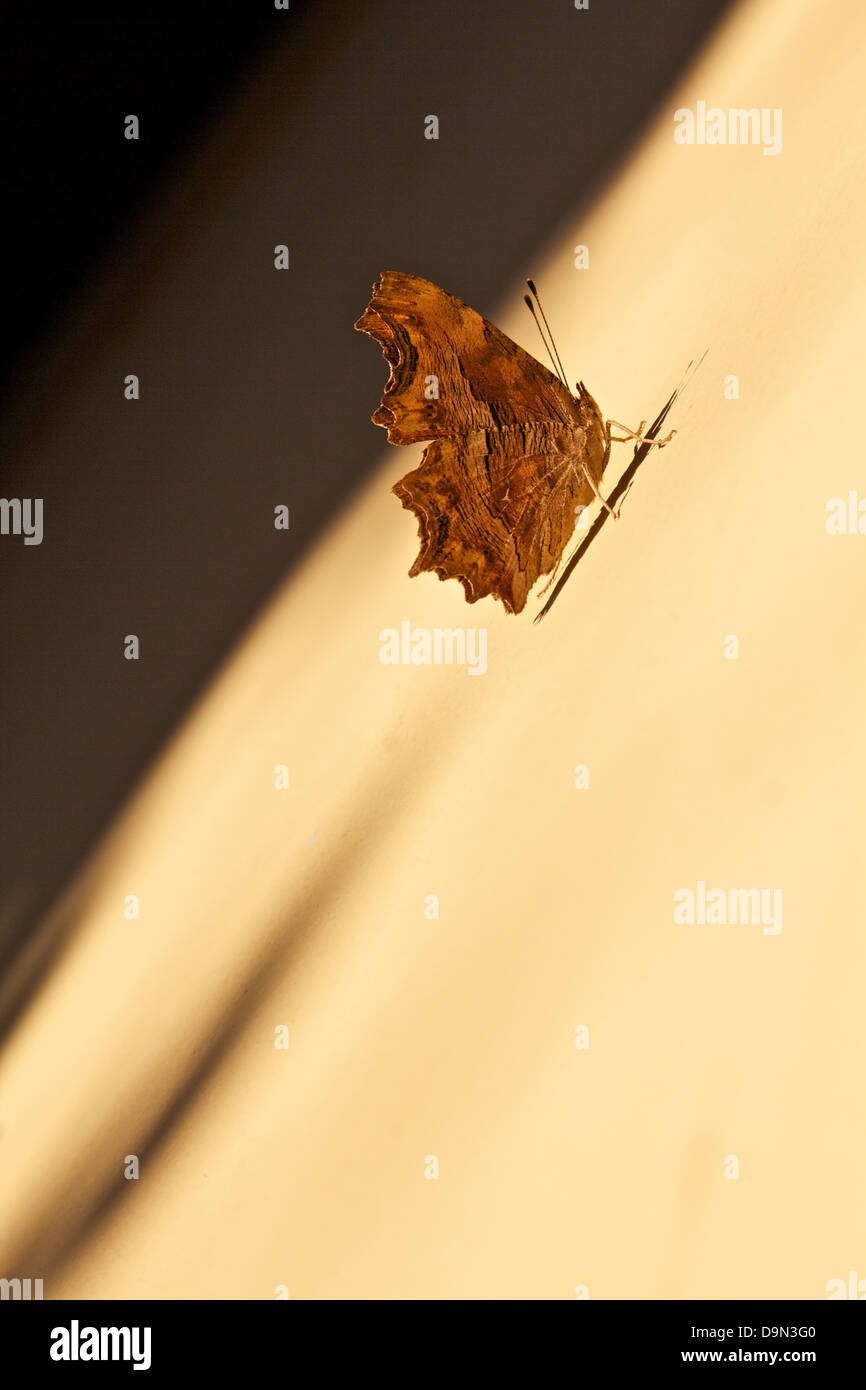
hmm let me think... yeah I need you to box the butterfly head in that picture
[574,381,603,428]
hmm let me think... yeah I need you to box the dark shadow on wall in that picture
[0,0,732,971]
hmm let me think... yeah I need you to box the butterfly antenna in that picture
[526,278,570,390]
[523,294,565,386]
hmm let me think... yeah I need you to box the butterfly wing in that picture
[354,270,578,443]
[355,270,605,612]
[393,426,595,615]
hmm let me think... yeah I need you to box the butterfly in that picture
[355,271,674,615]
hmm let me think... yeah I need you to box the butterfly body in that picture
[355,271,607,614]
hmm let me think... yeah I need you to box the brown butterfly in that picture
[355,271,674,615]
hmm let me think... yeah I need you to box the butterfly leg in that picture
[577,459,619,519]
[572,428,622,520]
[607,418,677,448]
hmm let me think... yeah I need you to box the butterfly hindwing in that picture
[394,427,595,615]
